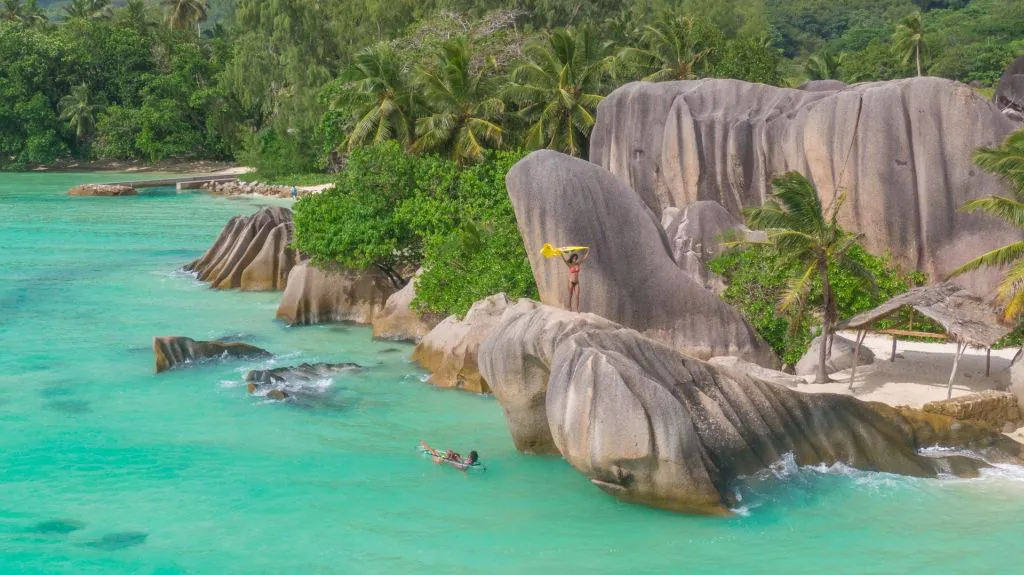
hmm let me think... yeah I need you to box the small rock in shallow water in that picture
[33,519,85,535]
[84,531,148,551]
[266,390,289,401]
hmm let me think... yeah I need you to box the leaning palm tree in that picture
[893,11,928,77]
[340,43,418,151]
[741,172,874,383]
[162,0,208,36]
[805,50,843,81]
[617,14,720,81]
[58,84,102,142]
[949,130,1024,320]
[413,37,504,165]
[504,26,611,158]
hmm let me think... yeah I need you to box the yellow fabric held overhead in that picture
[540,243,590,258]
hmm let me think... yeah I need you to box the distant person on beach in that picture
[561,250,589,312]
[290,185,298,199]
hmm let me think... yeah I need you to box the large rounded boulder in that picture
[185,207,296,291]
[276,262,396,326]
[480,304,1021,515]
[590,77,1024,296]
[505,150,776,366]
[411,293,511,394]
[371,270,441,342]
[153,336,270,373]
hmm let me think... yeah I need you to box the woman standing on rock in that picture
[562,249,589,312]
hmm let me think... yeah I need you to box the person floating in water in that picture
[419,441,480,470]
[561,249,589,312]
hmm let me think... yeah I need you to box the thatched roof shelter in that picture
[836,282,1011,348]
[835,282,1012,398]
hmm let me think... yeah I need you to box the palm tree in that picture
[741,172,874,383]
[949,130,1024,320]
[58,84,102,142]
[162,0,208,36]
[340,43,418,151]
[63,0,111,20]
[2,0,44,24]
[893,11,927,77]
[413,37,504,165]
[617,14,720,81]
[805,50,843,81]
[504,27,611,158]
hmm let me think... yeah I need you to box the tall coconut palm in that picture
[805,50,843,81]
[893,11,927,77]
[741,172,874,383]
[3,0,45,24]
[949,130,1024,319]
[504,26,611,158]
[162,0,207,36]
[63,0,110,20]
[59,84,102,142]
[413,37,504,165]
[616,14,720,81]
[340,43,417,151]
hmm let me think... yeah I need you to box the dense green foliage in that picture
[292,143,536,316]
[2,0,1021,171]
[710,244,925,366]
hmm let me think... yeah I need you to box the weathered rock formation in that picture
[478,299,621,453]
[707,356,806,388]
[68,184,136,197]
[276,262,396,326]
[923,390,1022,431]
[153,336,270,373]
[371,271,442,342]
[506,150,776,366]
[185,207,296,291]
[995,55,1024,121]
[795,333,875,377]
[412,293,511,394]
[589,77,1024,295]
[479,303,1022,515]
[663,201,744,292]
[798,79,847,92]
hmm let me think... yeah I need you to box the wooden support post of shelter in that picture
[986,348,992,377]
[848,330,868,390]
[834,282,1011,393]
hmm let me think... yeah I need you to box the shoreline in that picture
[27,158,250,175]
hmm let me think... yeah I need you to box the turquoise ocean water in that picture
[2,173,1024,574]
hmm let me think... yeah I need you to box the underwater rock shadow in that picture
[82,531,148,551]
[45,399,92,415]
[32,519,86,535]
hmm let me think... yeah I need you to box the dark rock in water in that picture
[378,347,403,354]
[46,399,92,414]
[245,362,361,386]
[153,336,271,374]
[39,386,75,398]
[244,362,360,407]
[183,206,296,292]
[33,519,85,535]
[84,531,148,551]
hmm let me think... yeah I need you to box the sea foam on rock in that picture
[505,150,776,367]
[479,303,1022,515]
[589,77,1024,296]
[185,206,296,291]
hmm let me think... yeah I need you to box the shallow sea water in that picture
[2,173,1024,574]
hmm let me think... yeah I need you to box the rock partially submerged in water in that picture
[479,303,1021,515]
[276,262,395,326]
[244,362,361,406]
[371,269,441,342]
[153,336,271,373]
[413,293,511,394]
[184,206,297,291]
[68,184,136,197]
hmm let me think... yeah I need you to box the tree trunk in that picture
[816,260,832,384]
[915,43,921,76]
[375,263,407,290]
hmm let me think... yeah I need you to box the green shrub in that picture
[709,244,925,365]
